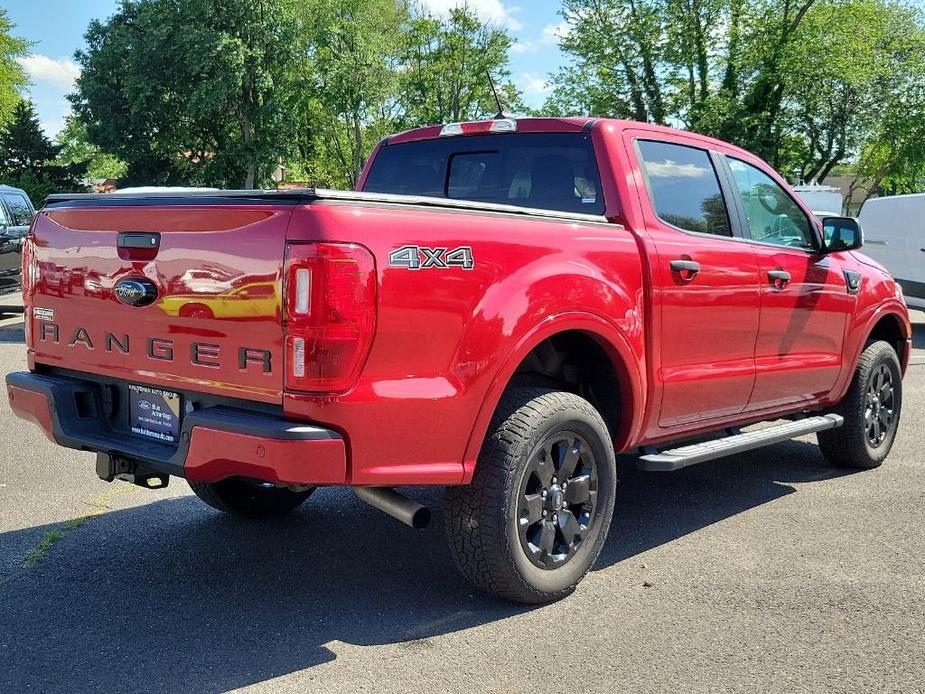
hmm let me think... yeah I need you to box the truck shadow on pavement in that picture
[0,440,854,693]
[912,321,924,351]
[0,320,24,343]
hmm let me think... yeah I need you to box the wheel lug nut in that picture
[552,477,557,484]
[563,502,568,508]
[552,513,558,522]
[562,482,567,489]
[542,510,547,517]
[541,490,547,498]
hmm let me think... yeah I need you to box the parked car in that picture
[857,193,925,310]
[6,118,911,603]
[0,184,35,307]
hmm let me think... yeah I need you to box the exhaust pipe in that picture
[354,487,431,529]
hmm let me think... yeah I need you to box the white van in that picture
[857,194,925,310]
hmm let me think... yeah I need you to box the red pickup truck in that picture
[6,118,912,603]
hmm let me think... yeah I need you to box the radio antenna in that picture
[487,71,513,119]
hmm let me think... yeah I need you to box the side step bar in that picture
[636,414,844,471]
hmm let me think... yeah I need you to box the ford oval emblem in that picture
[113,278,158,307]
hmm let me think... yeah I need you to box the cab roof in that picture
[384,116,758,162]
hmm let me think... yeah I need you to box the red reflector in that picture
[285,243,376,393]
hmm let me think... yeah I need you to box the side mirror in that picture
[820,216,863,253]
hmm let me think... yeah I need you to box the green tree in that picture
[55,114,127,181]
[544,0,821,163]
[545,0,925,179]
[290,0,408,188]
[71,0,301,188]
[0,8,29,127]
[397,6,522,127]
[0,101,87,204]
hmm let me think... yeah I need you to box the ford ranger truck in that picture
[6,118,912,604]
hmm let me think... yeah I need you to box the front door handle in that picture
[768,269,791,288]
[670,259,701,274]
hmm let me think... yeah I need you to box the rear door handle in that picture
[768,269,791,288]
[669,259,701,274]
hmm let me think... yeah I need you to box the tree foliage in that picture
[291,0,407,188]
[0,101,87,204]
[71,0,301,188]
[545,0,925,183]
[0,8,29,128]
[397,7,522,127]
[70,0,522,189]
[55,114,127,181]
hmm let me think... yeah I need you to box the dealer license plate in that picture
[128,384,181,444]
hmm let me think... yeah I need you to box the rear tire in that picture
[817,340,902,469]
[189,479,314,518]
[444,388,617,604]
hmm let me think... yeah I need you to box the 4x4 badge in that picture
[389,245,474,270]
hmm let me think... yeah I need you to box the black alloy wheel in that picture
[864,363,896,448]
[518,432,598,569]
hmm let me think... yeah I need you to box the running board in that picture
[636,414,844,471]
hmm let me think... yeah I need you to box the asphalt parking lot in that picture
[1,301,923,694]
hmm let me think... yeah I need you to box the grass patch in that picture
[64,516,88,530]
[16,485,137,571]
[22,529,65,568]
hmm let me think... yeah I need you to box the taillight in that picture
[284,242,377,393]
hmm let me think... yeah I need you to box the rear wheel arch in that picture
[461,315,643,483]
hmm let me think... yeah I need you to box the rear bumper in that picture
[5,371,347,486]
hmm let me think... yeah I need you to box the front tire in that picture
[817,340,902,469]
[189,479,314,518]
[444,388,617,604]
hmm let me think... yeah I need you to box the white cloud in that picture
[510,39,533,54]
[17,55,81,90]
[541,20,569,44]
[41,116,67,138]
[417,0,523,31]
[511,20,569,53]
[521,72,551,97]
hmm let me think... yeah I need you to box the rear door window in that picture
[637,140,731,236]
[1,193,34,227]
[363,133,604,215]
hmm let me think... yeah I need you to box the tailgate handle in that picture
[118,232,160,250]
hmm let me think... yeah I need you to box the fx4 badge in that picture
[389,245,474,270]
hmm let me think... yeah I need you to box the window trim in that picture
[633,138,739,242]
[718,154,823,254]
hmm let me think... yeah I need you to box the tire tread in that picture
[444,387,615,603]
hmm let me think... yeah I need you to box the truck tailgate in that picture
[26,201,295,404]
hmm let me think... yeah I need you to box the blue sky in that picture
[3,0,567,138]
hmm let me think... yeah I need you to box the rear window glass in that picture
[363,133,604,215]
